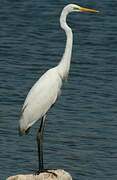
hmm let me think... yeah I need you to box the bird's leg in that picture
[35,115,57,177]
[36,114,47,173]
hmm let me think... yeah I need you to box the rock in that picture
[6,169,73,180]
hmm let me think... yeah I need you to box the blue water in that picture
[0,0,117,179]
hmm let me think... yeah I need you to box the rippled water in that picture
[0,0,117,179]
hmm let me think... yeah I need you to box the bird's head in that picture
[63,4,99,14]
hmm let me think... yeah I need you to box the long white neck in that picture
[57,8,73,80]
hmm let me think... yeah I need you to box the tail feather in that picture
[18,126,31,136]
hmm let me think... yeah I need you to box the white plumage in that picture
[19,67,62,134]
[18,4,99,136]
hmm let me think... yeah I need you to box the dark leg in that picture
[36,114,47,173]
[35,114,57,177]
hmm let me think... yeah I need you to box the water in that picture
[0,0,117,179]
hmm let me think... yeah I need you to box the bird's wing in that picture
[19,67,62,132]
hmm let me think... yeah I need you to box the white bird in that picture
[19,4,99,173]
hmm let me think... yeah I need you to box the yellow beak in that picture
[79,7,100,13]
[74,7,100,13]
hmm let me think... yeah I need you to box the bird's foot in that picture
[34,169,57,177]
[35,169,46,175]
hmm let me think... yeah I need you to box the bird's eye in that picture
[73,7,79,11]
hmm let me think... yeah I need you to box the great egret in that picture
[19,4,99,173]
